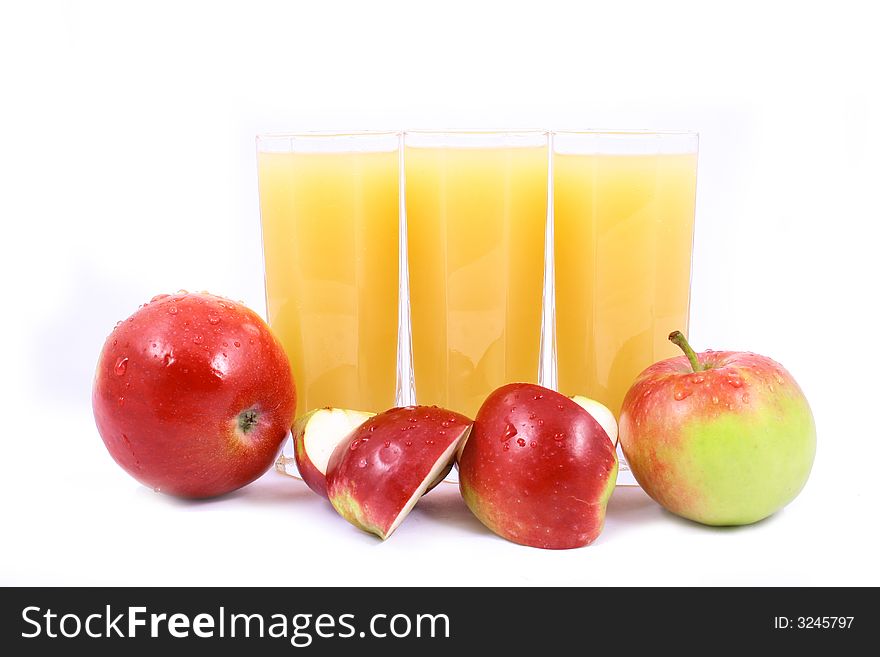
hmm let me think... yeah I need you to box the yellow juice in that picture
[405,145,548,418]
[554,152,698,414]
[257,149,399,415]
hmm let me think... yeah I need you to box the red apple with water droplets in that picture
[458,383,618,549]
[618,331,816,525]
[92,292,296,498]
[325,406,472,540]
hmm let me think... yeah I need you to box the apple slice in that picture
[293,407,374,498]
[569,395,618,446]
[326,406,472,540]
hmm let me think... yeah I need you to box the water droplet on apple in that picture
[208,315,220,325]
[369,425,376,432]
[408,417,418,423]
[150,294,170,303]
[383,441,391,448]
[775,373,784,384]
[358,459,367,468]
[405,440,412,447]
[234,341,241,348]
[530,441,537,448]
[727,377,743,388]
[742,393,750,403]
[114,357,128,375]
[712,395,719,404]
[167,306,178,315]
[503,444,510,451]
[533,394,543,400]
[768,384,774,392]
[557,403,565,410]
[727,403,734,410]
[517,438,526,447]
[153,487,162,493]
[192,335,204,345]
[117,397,125,407]
[163,353,174,367]
[537,419,544,426]
[502,423,518,441]
[692,375,705,384]
[112,339,118,347]
[553,432,565,441]
[673,388,691,401]
[115,320,123,328]
[440,420,450,428]
[642,388,652,397]
[349,440,360,450]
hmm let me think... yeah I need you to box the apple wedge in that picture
[458,383,618,549]
[293,407,375,498]
[326,406,472,540]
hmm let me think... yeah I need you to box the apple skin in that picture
[293,408,374,499]
[618,350,816,526]
[458,383,618,549]
[326,406,472,540]
[92,292,296,498]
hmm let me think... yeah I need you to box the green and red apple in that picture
[619,331,816,526]
[458,383,618,549]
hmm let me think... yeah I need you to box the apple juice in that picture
[554,139,698,415]
[405,136,548,418]
[257,139,399,415]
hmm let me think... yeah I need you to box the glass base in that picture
[275,434,299,478]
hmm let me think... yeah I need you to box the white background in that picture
[1,0,878,586]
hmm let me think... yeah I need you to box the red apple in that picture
[293,407,375,498]
[92,292,296,498]
[618,331,816,526]
[458,383,618,549]
[326,406,472,539]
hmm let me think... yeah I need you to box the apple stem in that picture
[668,331,703,372]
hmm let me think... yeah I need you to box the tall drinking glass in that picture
[256,132,401,418]
[553,131,699,417]
[404,131,549,419]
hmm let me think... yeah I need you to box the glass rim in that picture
[404,129,549,149]
[257,130,400,142]
[553,129,698,137]
[404,129,548,136]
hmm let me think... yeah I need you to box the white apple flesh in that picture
[293,407,374,498]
